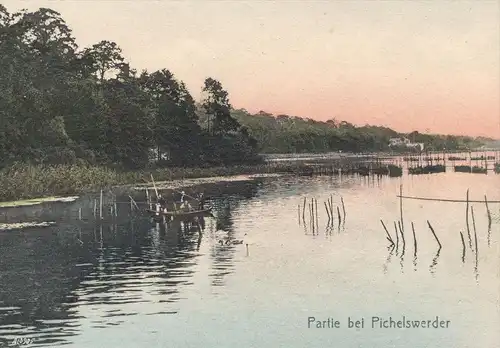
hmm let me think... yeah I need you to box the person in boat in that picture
[180,191,192,211]
[158,194,167,212]
[198,192,205,210]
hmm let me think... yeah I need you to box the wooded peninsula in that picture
[0,6,495,202]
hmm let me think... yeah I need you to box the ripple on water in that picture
[1,171,498,347]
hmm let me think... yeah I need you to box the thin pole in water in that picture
[427,220,441,250]
[324,201,331,223]
[150,174,159,199]
[471,206,478,257]
[336,206,341,227]
[398,220,405,252]
[459,231,466,262]
[411,222,417,257]
[484,195,492,227]
[380,220,394,246]
[302,197,306,222]
[341,196,346,224]
[399,184,404,232]
[394,221,399,253]
[314,198,319,230]
[100,189,103,220]
[466,189,472,249]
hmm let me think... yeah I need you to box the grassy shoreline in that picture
[0,155,388,203]
[0,162,310,203]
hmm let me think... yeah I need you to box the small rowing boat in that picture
[146,207,213,218]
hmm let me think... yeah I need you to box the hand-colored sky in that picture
[4,1,499,138]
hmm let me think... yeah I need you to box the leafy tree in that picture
[101,78,153,168]
[82,40,124,82]
[202,78,240,135]
[139,69,202,165]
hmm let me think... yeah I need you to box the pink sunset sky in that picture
[3,0,499,138]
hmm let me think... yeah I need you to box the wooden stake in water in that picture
[150,174,159,199]
[314,198,319,230]
[399,184,404,231]
[398,220,405,251]
[302,197,306,222]
[93,199,96,217]
[99,189,103,220]
[459,231,466,262]
[336,206,341,227]
[327,197,332,222]
[311,202,315,233]
[129,195,139,212]
[411,222,417,256]
[380,220,394,246]
[78,208,82,220]
[427,220,441,250]
[471,206,478,256]
[466,189,472,248]
[341,196,346,223]
[394,221,399,252]
[311,199,315,233]
[484,195,492,227]
[324,201,331,223]
[309,202,313,230]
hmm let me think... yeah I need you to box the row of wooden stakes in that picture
[298,195,346,233]
[382,188,494,265]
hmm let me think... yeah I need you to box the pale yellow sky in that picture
[3,0,500,137]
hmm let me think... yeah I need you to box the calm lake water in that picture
[1,172,499,347]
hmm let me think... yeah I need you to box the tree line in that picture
[222,110,487,154]
[0,6,260,170]
[0,6,489,171]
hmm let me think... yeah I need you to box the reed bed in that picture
[0,163,282,202]
[0,159,403,202]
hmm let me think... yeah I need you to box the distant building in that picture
[389,137,424,151]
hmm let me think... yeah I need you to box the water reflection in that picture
[0,172,498,347]
[382,245,395,274]
[0,179,261,346]
[0,228,84,346]
[209,197,241,288]
[429,248,441,275]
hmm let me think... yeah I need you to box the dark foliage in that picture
[0,6,489,171]
[0,6,260,170]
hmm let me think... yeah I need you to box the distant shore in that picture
[0,152,393,204]
[1,149,498,205]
